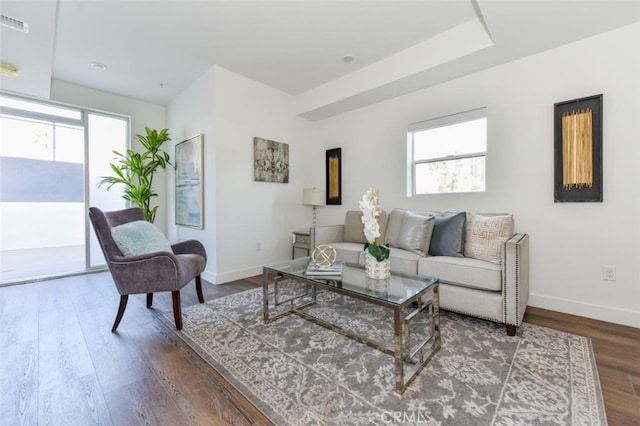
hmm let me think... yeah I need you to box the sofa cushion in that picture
[429,212,466,257]
[358,247,420,276]
[418,256,502,291]
[385,209,434,256]
[343,210,388,244]
[330,242,364,265]
[111,220,173,257]
[465,213,514,264]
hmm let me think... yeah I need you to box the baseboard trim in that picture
[201,270,217,285]
[529,293,640,328]
[203,260,307,285]
[204,266,263,285]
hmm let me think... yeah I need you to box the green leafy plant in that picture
[364,241,391,262]
[98,127,173,223]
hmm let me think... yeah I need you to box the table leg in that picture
[394,308,405,393]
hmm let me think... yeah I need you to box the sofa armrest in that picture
[502,233,530,327]
[311,225,345,248]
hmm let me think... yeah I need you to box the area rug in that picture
[160,283,607,425]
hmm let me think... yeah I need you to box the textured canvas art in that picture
[175,134,203,228]
[253,137,289,183]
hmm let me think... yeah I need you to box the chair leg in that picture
[146,293,153,308]
[172,291,182,330]
[506,324,517,336]
[195,275,205,303]
[112,295,128,332]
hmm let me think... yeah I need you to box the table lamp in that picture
[302,187,325,227]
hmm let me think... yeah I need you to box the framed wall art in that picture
[175,134,204,228]
[253,137,289,183]
[326,147,342,205]
[554,94,603,202]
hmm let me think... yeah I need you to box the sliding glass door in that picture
[0,94,128,284]
[87,113,129,268]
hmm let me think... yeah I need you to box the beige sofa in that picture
[311,209,529,335]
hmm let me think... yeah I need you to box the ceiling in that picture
[1,1,639,120]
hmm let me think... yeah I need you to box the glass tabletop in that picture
[264,257,438,306]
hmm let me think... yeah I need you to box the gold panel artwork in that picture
[328,156,340,199]
[561,109,593,190]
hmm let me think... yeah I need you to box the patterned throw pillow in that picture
[111,220,173,256]
[464,213,514,264]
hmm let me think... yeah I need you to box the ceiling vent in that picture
[0,14,29,33]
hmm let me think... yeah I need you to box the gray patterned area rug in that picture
[160,283,606,425]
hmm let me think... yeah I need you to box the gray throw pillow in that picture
[428,212,466,257]
[111,220,173,256]
[387,210,435,256]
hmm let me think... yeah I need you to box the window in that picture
[0,93,128,284]
[408,108,487,195]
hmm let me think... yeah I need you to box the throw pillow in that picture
[464,213,514,264]
[428,212,466,257]
[111,220,173,256]
[399,211,435,256]
[387,210,435,256]
[343,210,388,244]
[383,208,406,247]
[343,211,367,244]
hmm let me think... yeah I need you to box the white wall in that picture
[308,23,640,327]
[166,68,217,281]
[167,66,314,284]
[50,80,169,230]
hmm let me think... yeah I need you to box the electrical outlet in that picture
[603,266,616,281]
[256,242,261,251]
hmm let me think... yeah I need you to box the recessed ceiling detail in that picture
[90,62,107,70]
[0,13,29,33]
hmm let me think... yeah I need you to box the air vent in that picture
[0,14,29,33]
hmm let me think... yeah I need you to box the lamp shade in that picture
[302,188,325,207]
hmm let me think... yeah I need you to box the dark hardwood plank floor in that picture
[1,272,638,425]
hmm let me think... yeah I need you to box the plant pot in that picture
[364,252,391,279]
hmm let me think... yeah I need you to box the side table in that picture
[292,230,311,259]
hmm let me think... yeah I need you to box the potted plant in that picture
[359,188,391,279]
[98,127,173,223]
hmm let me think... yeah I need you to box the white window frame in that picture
[407,108,487,196]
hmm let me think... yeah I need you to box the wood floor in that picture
[1,272,638,425]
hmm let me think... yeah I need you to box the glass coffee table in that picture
[262,257,440,394]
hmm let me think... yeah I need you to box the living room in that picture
[43,10,639,331]
[1,1,639,424]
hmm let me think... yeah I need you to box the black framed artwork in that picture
[326,148,341,205]
[553,94,603,202]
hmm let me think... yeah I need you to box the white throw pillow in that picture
[111,220,173,256]
[464,213,514,264]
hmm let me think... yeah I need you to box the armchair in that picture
[89,207,207,332]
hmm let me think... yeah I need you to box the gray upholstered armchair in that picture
[89,207,207,332]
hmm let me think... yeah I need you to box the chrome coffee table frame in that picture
[262,259,440,394]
